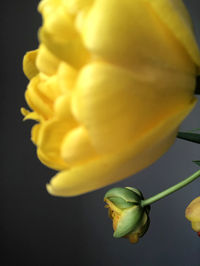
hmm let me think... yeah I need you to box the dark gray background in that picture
[1,0,200,265]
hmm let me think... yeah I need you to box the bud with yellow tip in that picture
[185,196,200,236]
[104,170,200,242]
[104,187,150,243]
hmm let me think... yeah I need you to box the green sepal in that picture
[108,197,135,209]
[177,132,200,144]
[125,187,144,199]
[145,205,151,215]
[139,215,150,238]
[104,187,141,204]
[113,206,144,238]
[193,161,200,167]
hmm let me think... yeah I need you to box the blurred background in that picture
[1,0,200,265]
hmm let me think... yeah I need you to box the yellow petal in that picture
[38,0,62,16]
[185,196,200,222]
[25,75,54,119]
[40,3,77,39]
[36,118,77,170]
[37,74,62,101]
[82,0,196,74]
[37,148,68,171]
[39,27,90,69]
[37,118,77,158]
[72,62,196,153]
[64,0,94,14]
[54,94,75,121]
[36,44,60,75]
[21,107,30,117]
[57,63,78,92]
[31,124,42,145]
[146,0,200,66]
[21,108,42,122]
[191,222,200,232]
[46,101,196,197]
[127,233,139,244]
[23,50,39,80]
[61,126,97,165]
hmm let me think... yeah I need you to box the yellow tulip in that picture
[22,0,200,196]
[185,197,200,235]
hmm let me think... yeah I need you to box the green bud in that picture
[125,187,144,199]
[104,187,150,244]
[113,206,144,238]
[104,187,142,205]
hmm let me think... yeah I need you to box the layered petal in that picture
[37,148,68,170]
[39,27,90,68]
[25,75,54,119]
[23,50,39,80]
[37,118,77,156]
[36,118,77,169]
[54,94,73,120]
[37,74,62,101]
[22,0,200,197]
[82,0,197,73]
[72,62,196,152]
[57,63,78,92]
[64,0,94,14]
[61,126,97,165]
[38,1,90,68]
[21,108,42,122]
[47,101,196,196]
[31,124,42,145]
[36,44,60,75]
[146,0,200,67]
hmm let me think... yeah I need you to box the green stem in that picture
[141,170,200,207]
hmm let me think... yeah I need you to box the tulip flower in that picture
[185,197,200,236]
[22,0,200,196]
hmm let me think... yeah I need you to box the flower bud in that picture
[185,196,200,236]
[104,187,150,243]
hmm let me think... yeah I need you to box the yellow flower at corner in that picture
[185,197,200,235]
[22,0,200,196]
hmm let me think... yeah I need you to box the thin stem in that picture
[141,170,200,207]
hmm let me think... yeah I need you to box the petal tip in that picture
[46,183,57,196]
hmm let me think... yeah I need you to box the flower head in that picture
[185,196,200,236]
[104,187,150,243]
[22,0,200,196]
